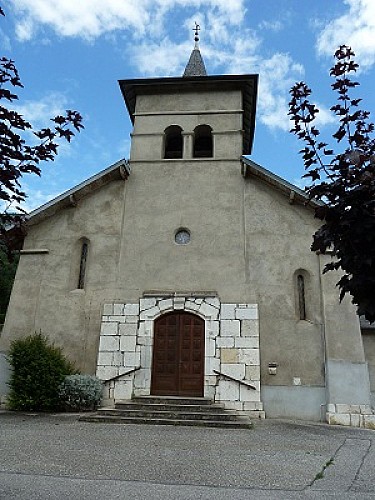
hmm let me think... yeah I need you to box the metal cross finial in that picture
[193,22,200,43]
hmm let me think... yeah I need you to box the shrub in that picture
[58,375,102,411]
[7,333,75,411]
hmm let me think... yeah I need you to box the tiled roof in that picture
[183,47,207,77]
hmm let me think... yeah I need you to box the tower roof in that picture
[183,47,207,77]
[183,22,207,77]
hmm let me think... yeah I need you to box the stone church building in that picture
[1,35,374,427]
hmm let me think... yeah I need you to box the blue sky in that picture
[1,0,374,212]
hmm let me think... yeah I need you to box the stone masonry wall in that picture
[96,296,264,417]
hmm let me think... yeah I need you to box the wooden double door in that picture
[151,311,205,397]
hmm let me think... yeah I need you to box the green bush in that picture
[7,333,75,411]
[59,374,103,411]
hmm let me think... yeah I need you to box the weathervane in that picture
[193,22,200,46]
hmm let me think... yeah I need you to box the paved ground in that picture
[0,412,374,499]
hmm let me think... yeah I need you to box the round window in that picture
[175,229,191,245]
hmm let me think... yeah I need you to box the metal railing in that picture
[213,369,256,390]
[102,366,141,384]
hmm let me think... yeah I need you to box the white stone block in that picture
[241,320,259,337]
[100,322,119,336]
[205,338,216,357]
[103,304,113,316]
[245,365,261,381]
[205,375,217,386]
[158,298,173,311]
[99,336,119,352]
[219,400,243,411]
[124,351,141,367]
[137,336,153,346]
[243,401,264,411]
[140,298,156,311]
[143,320,153,335]
[199,301,219,319]
[221,363,245,380]
[205,297,220,309]
[119,323,137,337]
[113,303,124,315]
[204,385,216,400]
[109,315,126,323]
[216,337,235,348]
[326,403,336,413]
[125,315,138,323]
[206,357,220,374]
[240,385,261,402]
[120,335,136,352]
[349,405,361,414]
[195,298,203,305]
[220,304,236,320]
[97,352,113,366]
[140,306,160,320]
[134,369,148,389]
[360,405,372,415]
[140,346,152,368]
[336,404,351,414]
[235,305,258,320]
[114,381,132,400]
[185,300,200,312]
[221,320,240,337]
[363,415,375,430]
[134,388,149,397]
[124,303,139,316]
[206,321,218,339]
[350,414,361,427]
[238,349,259,365]
[327,412,351,426]
[174,297,185,310]
[235,337,259,348]
[216,380,240,401]
[112,351,122,366]
[96,365,118,380]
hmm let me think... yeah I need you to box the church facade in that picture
[1,40,374,427]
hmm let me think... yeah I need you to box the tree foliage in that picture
[7,333,76,411]
[0,245,18,323]
[0,6,83,254]
[289,46,375,323]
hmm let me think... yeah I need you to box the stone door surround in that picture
[96,294,264,416]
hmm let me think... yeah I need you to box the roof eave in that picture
[241,156,323,209]
[119,74,258,155]
[26,159,130,227]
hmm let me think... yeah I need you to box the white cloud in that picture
[258,20,284,32]
[8,0,246,41]
[21,188,63,213]
[12,92,70,127]
[316,0,375,69]
[7,0,329,135]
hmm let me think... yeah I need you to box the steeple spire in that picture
[183,22,207,77]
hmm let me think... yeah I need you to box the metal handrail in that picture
[213,369,256,390]
[102,366,141,383]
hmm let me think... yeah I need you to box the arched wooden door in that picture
[151,311,205,397]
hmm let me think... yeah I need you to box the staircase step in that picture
[80,396,253,429]
[114,402,227,413]
[80,414,252,429]
[129,396,212,406]
[98,408,240,421]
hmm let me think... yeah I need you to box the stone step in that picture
[114,402,227,413]
[98,408,240,421]
[129,396,213,406]
[80,414,252,429]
